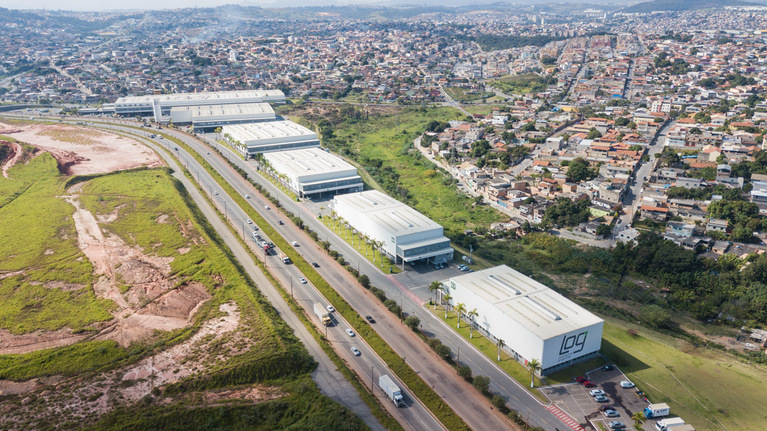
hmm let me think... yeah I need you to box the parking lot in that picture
[541,366,655,431]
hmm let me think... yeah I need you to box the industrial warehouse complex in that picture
[332,190,454,266]
[223,121,319,156]
[446,265,603,374]
[262,148,363,198]
[114,89,285,120]
[168,102,276,132]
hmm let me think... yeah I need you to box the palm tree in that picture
[442,293,452,319]
[428,281,442,310]
[455,303,466,329]
[497,339,505,362]
[330,210,337,229]
[631,411,646,429]
[528,358,541,388]
[467,308,478,338]
[363,234,370,256]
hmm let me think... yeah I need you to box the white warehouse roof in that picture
[334,190,442,238]
[224,121,316,143]
[170,102,274,119]
[116,90,285,106]
[263,148,357,179]
[449,265,603,341]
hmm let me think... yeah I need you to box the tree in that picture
[467,308,478,338]
[458,365,472,380]
[471,139,491,158]
[358,274,370,289]
[443,293,453,319]
[472,375,490,394]
[404,315,420,331]
[586,127,602,139]
[527,358,541,388]
[638,305,671,329]
[497,339,505,361]
[631,411,646,429]
[455,303,466,329]
[597,223,612,237]
[428,281,443,310]
[566,157,596,183]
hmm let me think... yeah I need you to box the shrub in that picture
[457,365,472,381]
[383,299,397,309]
[404,315,420,331]
[427,338,442,350]
[358,274,370,288]
[435,344,452,360]
[491,395,509,413]
[473,375,490,394]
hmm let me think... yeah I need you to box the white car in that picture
[346,328,355,337]
[292,241,299,246]
[247,219,252,224]
[326,305,335,312]
[620,381,635,388]
[590,389,605,397]
[350,346,361,356]
[214,191,219,195]
[245,194,250,199]
[265,205,270,210]
[299,277,307,284]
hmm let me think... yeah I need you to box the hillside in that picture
[622,0,760,13]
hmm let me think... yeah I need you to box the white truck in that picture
[313,303,331,326]
[279,253,291,264]
[644,403,670,418]
[655,418,685,431]
[379,374,405,407]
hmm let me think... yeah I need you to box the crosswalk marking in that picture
[546,404,586,431]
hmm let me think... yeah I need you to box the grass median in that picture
[162,130,471,430]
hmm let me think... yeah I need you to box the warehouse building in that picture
[445,265,603,375]
[332,190,453,266]
[262,148,363,198]
[114,90,285,119]
[223,121,319,156]
[168,103,276,132]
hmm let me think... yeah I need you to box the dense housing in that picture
[262,148,363,198]
[446,265,603,374]
[332,190,454,266]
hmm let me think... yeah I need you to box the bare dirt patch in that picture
[0,140,23,178]
[0,122,163,175]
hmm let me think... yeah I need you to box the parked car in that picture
[575,376,588,383]
[608,421,626,430]
[351,347,361,356]
[365,315,376,323]
[603,364,614,371]
[620,381,635,388]
[595,395,609,402]
[326,305,335,312]
[599,405,615,412]
[299,277,307,284]
[346,328,355,337]
[590,389,605,397]
[603,409,619,418]
[583,381,596,388]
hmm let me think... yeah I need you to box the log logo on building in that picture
[559,330,588,356]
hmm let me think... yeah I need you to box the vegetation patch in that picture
[489,73,557,95]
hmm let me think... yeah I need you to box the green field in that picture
[444,87,494,103]
[600,319,767,431]
[292,105,505,236]
[489,73,554,95]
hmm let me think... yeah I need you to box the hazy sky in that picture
[0,0,303,11]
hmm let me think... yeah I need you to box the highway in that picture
[110,123,443,431]
[176,129,574,431]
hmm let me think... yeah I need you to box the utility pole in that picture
[371,366,374,391]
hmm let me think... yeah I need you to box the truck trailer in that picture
[313,303,331,326]
[644,403,670,418]
[379,374,405,407]
[655,417,685,431]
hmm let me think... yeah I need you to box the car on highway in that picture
[214,191,219,195]
[595,395,608,402]
[620,380,635,388]
[292,241,299,246]
[346,328,355,337]
[247,219,252,224]
[265,205,270,210]
[278,220,284,225]
[608,421,626,429]
[245,195,250,199]
[312,262,320,268]
[590,389,605,397]
[252,226,259,232]
[326,305,335,312]
[350,346,361,356]
[299,277,307,284]
[603,409,619,418]
[365,315,376,323]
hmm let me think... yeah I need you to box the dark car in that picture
[603,364,614,371]
[365,316,376,324]
[312,262,320,268]
[599,405,615,412]
[278,220,284,225]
